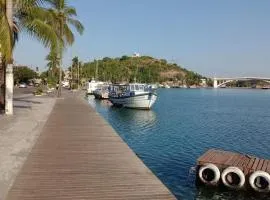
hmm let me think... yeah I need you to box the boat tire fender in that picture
[221,166,245,189]
[249,171,270,192]
[198,163,220,185]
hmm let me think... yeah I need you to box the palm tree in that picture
[71,56,78,88]
[0,0,16,114]
[46,46,59,77]
[0,0,58,114]
[47,0,84,96]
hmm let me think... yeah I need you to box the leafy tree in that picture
[46,45,59,78]
[206,78,213,87]
[185,71,202,86]
[120,55,129,61]
[71,56,79,88]
[14,66,37,84]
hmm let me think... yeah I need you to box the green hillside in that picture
[79,55,206,86]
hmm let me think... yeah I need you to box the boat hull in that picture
[93,91,109,99]
[109,93,157,109]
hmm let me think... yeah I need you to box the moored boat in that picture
[261,86,270,89]
[108,83,157,109]
[93,84,110,99]
[87,79,104,94]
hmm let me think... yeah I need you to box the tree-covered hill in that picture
[79,55,206,86]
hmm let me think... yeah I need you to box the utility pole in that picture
[95,59,99,80]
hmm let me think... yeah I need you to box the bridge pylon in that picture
[213,78,218,88]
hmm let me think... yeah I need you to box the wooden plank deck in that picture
[197,149,270,175]
[6,92,176,200]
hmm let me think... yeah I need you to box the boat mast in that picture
[95,59,99,80]
[134,63,138,83]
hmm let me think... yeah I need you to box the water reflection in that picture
[87,95,111,108]
[111,108,156,127]
[87,95,157,133]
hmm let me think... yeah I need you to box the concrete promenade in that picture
[5,91,176,200]
[0,89,56,200]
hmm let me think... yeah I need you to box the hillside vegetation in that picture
[79,55,205,86]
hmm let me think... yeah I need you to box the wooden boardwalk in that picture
[197,149,270,176]
[6,92,176,200]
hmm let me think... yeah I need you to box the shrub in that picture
[34,87,43,95]
[71,83,78,90]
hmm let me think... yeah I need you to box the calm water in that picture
[87,89,270,200]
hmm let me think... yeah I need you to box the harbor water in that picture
[87,88,270,200]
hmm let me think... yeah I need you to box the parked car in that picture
[19,83,27,88]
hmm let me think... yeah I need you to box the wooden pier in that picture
[5,91,176,200]
[197,149,270,192]
[197,149,270,175]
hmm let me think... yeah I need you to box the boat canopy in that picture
[110,83,153,92]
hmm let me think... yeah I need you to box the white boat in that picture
[93,84,109,99]
[108,83,157,109]
[164,84,170,88]
[87,79,104,94]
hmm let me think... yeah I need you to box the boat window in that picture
[130,85,135,91]
[139,85,144,90]
[144,86,149,91]
[135,85,139,90]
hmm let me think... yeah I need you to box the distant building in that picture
[132,52,140,57]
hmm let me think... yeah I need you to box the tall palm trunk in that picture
[0,47,5,110]
[5,0,13,115]
[77,62,79,89]
[57,18,63,97]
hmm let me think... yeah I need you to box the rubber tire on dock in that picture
[198,163,220,185]
[221,166,245,190]
[249,171,270,193]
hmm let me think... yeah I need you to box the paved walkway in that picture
[0,93,56,200]
[5,91,176,200]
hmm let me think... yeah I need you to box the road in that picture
[14,87,35,98]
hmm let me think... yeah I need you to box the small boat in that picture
[164,84,170,88]
[93,84,109,99]
[108,83,157,109]
[261,87,269,90]
[261,85,270,89]
[87,79,104,94]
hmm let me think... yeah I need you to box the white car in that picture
[19,83,27,88]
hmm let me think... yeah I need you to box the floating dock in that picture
[5,91,176,200]
[196,149,270,192]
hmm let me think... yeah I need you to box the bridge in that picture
[213,77,270,88]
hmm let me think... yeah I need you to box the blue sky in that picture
[14,0,270,77]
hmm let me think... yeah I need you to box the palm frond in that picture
[21,18,58,48]
[63,23,74,45]
[64,6,76,16]
[0,10,13,60]
[67,18,84,35]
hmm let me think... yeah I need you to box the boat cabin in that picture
[109,83,154,97]
[110,84,152,92]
